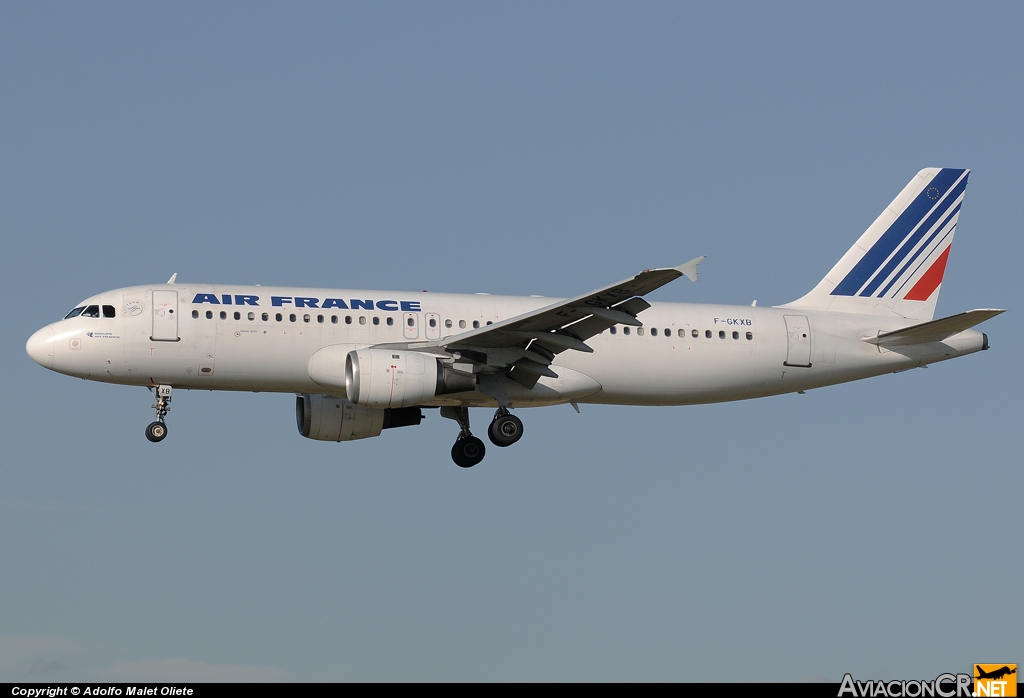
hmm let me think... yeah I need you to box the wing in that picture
[378,256,705,388]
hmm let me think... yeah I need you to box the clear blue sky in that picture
[2,1,1020,682]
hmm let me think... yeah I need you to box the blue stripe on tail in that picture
[831,168,967,296]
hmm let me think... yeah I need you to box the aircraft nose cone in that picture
[26,326,55,369]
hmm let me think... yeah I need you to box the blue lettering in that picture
[192,293,220,305]
[271,296,292,307]
[351,299,373,310]
[294,297,320,308]
[235,295,259,306]
[221,294,232,305]
[376,300,399,311]
[322,298,349,309]
[400,301,422,312]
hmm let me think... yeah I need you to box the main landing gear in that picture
[145,384,172,443]
[487,408,523,448]
[441,406,525,468]
[441,406,485,468]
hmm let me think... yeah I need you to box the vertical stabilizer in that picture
[783,168,969,321]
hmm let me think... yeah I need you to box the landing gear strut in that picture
[441,406,486,468]
[487,408,524,447]
[146,384,172,443]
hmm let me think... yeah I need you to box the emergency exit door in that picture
[403,312,419,339]
[783,315,811,367]
[152,290,179,341]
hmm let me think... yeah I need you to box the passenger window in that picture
[220,311,227,320]
[664,328,670,337]
[445,319,452,328]
[289,314,296,322]
[486,321,492,325]
[233,311,241,320]
[746,331,753,340]
[192,310,199,319]
[345,316,352,324]
[82,305,100,318]
[262,312,269,321]
[692,329,698,338]
[459,320,467,329]
[206,310,213,319]
[248,312,256,321]
[718,330,725,339]
[623,327,631,335]
[372,317,380,325]
[651,328,658,336]
[678,329,685,338]
[610,326,617,335]
[472,320,480,329]
[303,314,311,323]
[705,330,711,338]
[275,313,282,322]
[64,306,85,319]
[386,317,394,326]
[103,305,116,318]
[732,331,739,339]
[429,318,437,328]
[317,314,324,323]
[331,315,338,324]
[359,316,366,325]
[637,327,645,336]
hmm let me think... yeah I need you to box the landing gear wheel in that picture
[488,413,524,447]
[145,421,168,443]
[452,435,486,468]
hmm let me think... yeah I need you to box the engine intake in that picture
[345,348,476,408]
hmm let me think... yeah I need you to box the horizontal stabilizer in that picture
[867,309,1005,346]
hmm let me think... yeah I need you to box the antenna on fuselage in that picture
[166,273,177,284]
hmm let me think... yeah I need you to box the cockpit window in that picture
[102,305,116,318]
[81,305,100,318]
[64,306,86,319]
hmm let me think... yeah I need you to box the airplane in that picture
[26,168,1005,467]
[975,666,1016,681]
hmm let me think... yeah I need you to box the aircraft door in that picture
[403,312,419,339]
[783,315,811,367]
[151,290,179,342]
[425,313,441,340]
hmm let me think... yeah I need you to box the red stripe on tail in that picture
[904,246,951,301]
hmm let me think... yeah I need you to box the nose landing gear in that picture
[145,384,172,443]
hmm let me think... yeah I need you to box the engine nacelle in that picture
[295,394,424,442]
[344,348,476,408]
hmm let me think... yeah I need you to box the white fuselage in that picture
[27,283,987,407]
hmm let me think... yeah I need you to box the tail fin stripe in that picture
[904,245,951,301]
[857,176,967,297]
[831,168,966,296]
[879,203,960,298]
[893,224,956,298]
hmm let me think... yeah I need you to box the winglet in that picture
[676,256,705,282]
[167,273,178,284]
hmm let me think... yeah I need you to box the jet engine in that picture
[344,348,476,408]
[295,393,424,442]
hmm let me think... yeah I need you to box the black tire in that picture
[487,414,524,447]
[451,435,486,468]
[145,421,167,443]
